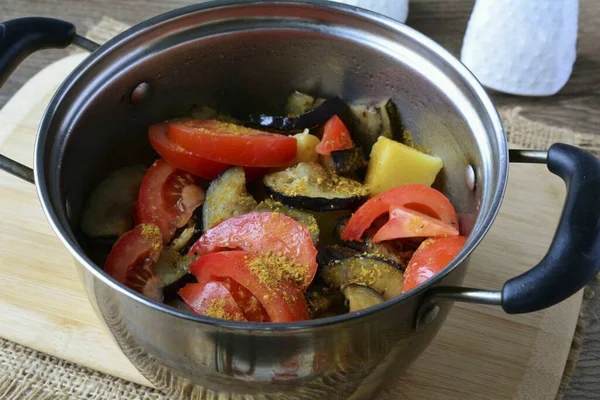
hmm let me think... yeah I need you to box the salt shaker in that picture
[460,0,579,96]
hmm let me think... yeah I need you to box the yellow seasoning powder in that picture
[204,298,244,321]
[247,252,308,288]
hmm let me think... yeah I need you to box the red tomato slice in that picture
[148,123,229,179]
[135,159,205,242]
[188,212,317,289]
[403,236,467,292]
[315,115,354,156]
[190,251,309,322]
[341,184,459,242]
[372,206,459,242]
[104,223,164,301]
[218,277,269,322]
[178,281,246,321]
[167,119,297,167]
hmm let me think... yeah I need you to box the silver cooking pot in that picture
[1,1,599,399]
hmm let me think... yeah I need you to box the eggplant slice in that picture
[334,216,405,269]
[320,147,368,175]
[80,164,146,238]
[342,284,384,312]
[245,97,348,132]
[305,284,347,318]
[284,91,316,117]
[254,199,320,244]
[152,247,195,287]
[321,256,404,300]
[170,222,197,252]
[263,162,368,211]
[317,244,359,267]
[349,99,403,155]
[203,167,257,231]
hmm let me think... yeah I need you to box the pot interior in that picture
[37,1,506,286]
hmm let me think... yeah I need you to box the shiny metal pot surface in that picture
[1,1,599,399]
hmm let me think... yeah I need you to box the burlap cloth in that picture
[1,17,599,400]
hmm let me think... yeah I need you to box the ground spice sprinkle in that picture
[246,252,308,288]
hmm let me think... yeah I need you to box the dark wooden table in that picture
[1,1,599,398]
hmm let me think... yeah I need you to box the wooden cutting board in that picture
[0,54,583,400]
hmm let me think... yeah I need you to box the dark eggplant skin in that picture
[264,186,367,212]
[384,99,405,143]
[321,147,368,175]
[317,244,360,268]
[263,162,369,212]
[244,97,348,132]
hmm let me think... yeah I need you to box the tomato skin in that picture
[341,184,459,242]
[148,123,229,179]
[135,159,205,242]
[178,281,247,321]
[315,115,354,156]
[190,251,309,322]
[403,236,467,292]
[104,223,164,301]
[372,206,459,242]
[167,119,297,167]
[218,277,269,322]
[188,212,317,289]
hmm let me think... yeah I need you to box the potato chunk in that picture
[365,137,443,195]
[293,130,320,164]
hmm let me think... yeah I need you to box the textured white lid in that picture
[460,0,579,96]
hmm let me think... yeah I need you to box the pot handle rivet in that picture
[131,82,150,104]
[466,164,476,191]
[417,303,440,329]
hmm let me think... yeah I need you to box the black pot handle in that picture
[502,143,600,313]
[0,18,76,87]
[420,143,600,323]
[0,17,99,183]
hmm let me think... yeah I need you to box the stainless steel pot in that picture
[1,1,599,399]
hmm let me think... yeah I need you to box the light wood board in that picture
[0,54,583,399]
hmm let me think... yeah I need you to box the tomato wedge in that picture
[341,184,459,242]
[104,223,164,301]
[148,123,229,179]
[372,206,459,242]
[135,159,205,242]
[178,281,246,321]
[190,251,309,322]
[315,115,354,156]
[217,277,269,322]
[188,212,317,289]
[167,119,297,167]
[403,236,467,292]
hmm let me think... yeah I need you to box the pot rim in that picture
[34,0,508,331]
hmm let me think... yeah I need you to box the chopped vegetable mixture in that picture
[81,92,466,323]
